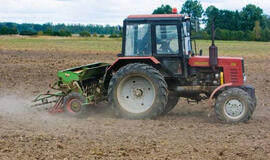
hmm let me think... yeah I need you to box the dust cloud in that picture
[0,95,33,117]
[0,94,114,131]
[0,95,72,130]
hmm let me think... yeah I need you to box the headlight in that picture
[242,60,246,82]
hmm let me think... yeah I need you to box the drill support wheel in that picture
[63,92,87,117]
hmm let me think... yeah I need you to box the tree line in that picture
[153,1,270,41]
[0,22,120,37]
[0,0,269,41]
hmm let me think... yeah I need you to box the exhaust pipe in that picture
[172,86,216,95]
[209,18,218,70]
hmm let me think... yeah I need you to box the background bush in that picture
[92,33,98,37]
[0,26,18,35]
[51,30,72,37]
[79,31,91,37]
[109,33,118,38]
[19,30,38,36]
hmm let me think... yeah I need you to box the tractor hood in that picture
[189,56,244,86]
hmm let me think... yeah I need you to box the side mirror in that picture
[199,49,203,56]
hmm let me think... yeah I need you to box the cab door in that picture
[152,22,184,77]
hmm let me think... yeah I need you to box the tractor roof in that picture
[126,14,188,21]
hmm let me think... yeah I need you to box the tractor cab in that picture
[121,14,192,77]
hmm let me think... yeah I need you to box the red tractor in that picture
[34,13,256,123]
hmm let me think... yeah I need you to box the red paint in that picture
[49,97,64,114]
[66,98,83,113]
[107,56,160,71]
[189,56,244,86]
[127,14,184,19]
[66,99,77,113]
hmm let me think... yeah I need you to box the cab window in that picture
[125,24,151,56]
[155,25,179,54]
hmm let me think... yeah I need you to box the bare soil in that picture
[0,49,270,160]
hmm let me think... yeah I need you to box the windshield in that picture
[156,25,179,54]
[125,24,152,56]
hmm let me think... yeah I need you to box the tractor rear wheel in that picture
[63,92,87,117]
[162,93,179,114]
[108,63,168,119]
[215,88,255,123]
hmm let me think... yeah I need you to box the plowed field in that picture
[0,36,270,159]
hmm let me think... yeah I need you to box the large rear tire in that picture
[215,88,255,123]
[108,63,168,119]
[162,93,179,114]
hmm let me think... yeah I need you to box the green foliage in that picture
[99,34,105,38]
[153,4,172,14]
[214,28,255,41]
[109,33,118,38]
[193,28,260,41]
[233,31,245,41]
[0,22,120,36]
[244,30,255,41]
[191,30,209,39]
[60,30,72,37]
[205,4,264,33]
[204,5,219,21]
[93,33,98,37]
[37,31,43,36]
[0,26,18,35]
[19,30,38,36]
[181,0,204,31]
[253,21,261,40]
[261,28,270,41]
[43,29,53,36]
[240,4,263,31]
[119,31,123,37]
[204,6,242,32]
[50,30,72,37]
[181,0,204,19]
[79,31,91,37]
[266,16,270,28]
[201,3,270,41]
[260,15,270,29]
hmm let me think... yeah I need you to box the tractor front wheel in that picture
[108,63,168,119]
[63,92,87,117]
[215,88,255,123]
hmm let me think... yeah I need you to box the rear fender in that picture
[103,57,160,90]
